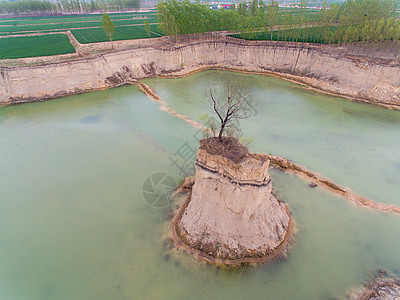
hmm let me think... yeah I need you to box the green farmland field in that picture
[72,24,162,43]
[275,8,320,25]
[0,11,158,36]
[0,34,75,59]
[0,11,162,59]
[232,26,336,44]
[0,11,156,26]
[233,24,400,44]
[0,18,158,35]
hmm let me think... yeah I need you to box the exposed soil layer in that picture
[199,137,250,164]
[170,137,293,265]
[171,187,294,266]
[1,39,399,109]
[355,277,400,300]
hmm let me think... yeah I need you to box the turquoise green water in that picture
[144,71,400,207]
[0,72,399,299]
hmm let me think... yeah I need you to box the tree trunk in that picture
[218,123,225,140]
[109,34,114,49]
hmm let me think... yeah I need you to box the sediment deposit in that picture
[353,277,400,300]
[265,154,400,215]
[172,137,292,264]
[1,40,399,108]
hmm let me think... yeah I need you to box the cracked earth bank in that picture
[172,137,293,265]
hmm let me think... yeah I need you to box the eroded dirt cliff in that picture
[1,40,399,108]
[173,137,292,264]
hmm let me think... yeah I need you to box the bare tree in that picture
[205,81,255,140]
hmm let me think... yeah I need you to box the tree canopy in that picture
[102,13,115,47]
[156,0,400,45]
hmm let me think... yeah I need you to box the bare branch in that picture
[206,85,224,125]
[205,80,256,140]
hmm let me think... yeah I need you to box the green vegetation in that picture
[157,0,242,35]
[144,20,150,37]
[233,26,336,43]
[71,24,161,43]
[0,10,160,59]
[102,13,114,47]
[156,0,322,36]
[0,11,161,47]
[0,34,75,59]
[0,0,140,16]
[0,15,158,35]
[0,12,155,25]
[324,0,400,44]
[0,10,161,59]
[157,0,400,44]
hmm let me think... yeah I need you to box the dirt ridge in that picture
[1,40,399,109]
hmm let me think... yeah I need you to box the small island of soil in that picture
[171,137,293,265]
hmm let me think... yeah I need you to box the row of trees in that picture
[317,0,400,44]
[157,0,269,36]
[157,0,400,44]
[0,0,140,16]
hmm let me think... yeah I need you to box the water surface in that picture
[0,72,399,299]
[144,71,400,207]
